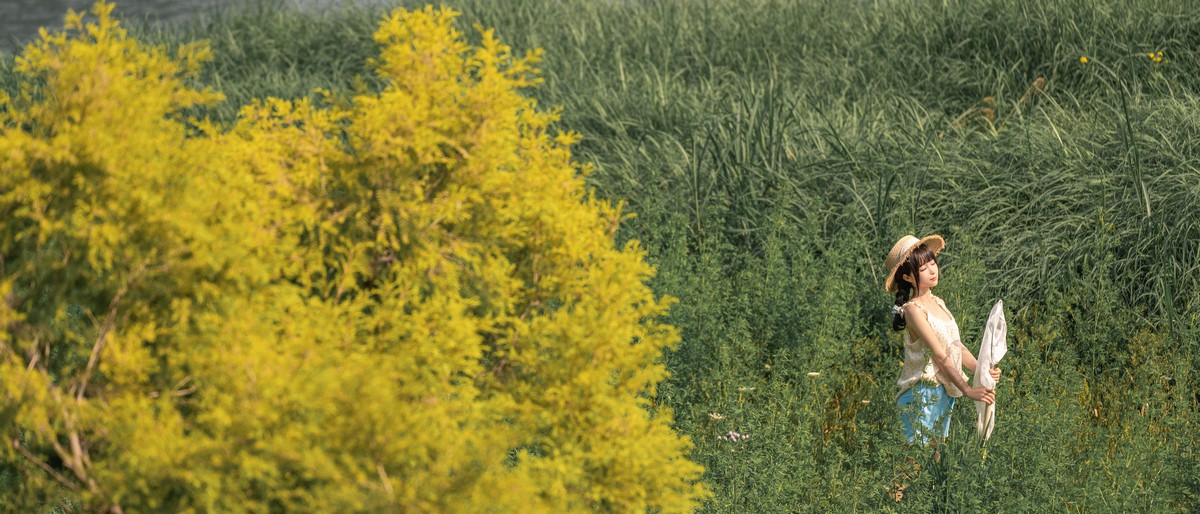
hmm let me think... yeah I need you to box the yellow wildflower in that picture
[1079,56,1089,64]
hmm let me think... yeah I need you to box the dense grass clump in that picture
[3,0,1200,511]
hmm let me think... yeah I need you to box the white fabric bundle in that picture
[973,299,1007,440]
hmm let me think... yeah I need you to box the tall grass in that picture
[3,0,1200,510]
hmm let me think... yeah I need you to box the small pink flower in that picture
[717,430,750,443]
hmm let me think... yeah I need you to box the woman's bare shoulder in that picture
[933,294,951,309]
[932,295,956,317]
[902,302,928,321]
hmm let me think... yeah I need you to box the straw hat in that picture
[883,234,945,293]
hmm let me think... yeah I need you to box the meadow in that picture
[4,0,1200,511]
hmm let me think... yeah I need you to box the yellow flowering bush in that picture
[0,2,706,512]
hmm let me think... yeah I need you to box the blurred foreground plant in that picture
[0,2,707,512]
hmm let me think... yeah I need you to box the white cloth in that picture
[973,299,1007,440]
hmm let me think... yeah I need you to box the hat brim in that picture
[884,235,945,293]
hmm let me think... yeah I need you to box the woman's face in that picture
[904,258,939,291]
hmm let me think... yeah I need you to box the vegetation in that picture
[0,3,704,512]
[2,0,1199,511]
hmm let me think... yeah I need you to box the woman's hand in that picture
[966,387,995,404]
[989,367,1001,382]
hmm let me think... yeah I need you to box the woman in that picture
[884,234,999,447]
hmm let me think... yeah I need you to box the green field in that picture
[4,0,1199,511]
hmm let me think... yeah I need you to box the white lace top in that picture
[897,295,968,398]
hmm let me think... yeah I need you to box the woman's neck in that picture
[911,287,934,300]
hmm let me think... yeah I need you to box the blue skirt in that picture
[897,383,955,445]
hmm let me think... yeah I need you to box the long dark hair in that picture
[891,244,938,331]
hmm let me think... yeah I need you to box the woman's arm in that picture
[961,343,979,373]
[904,304,995,404]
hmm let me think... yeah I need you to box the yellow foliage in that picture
[0,2,706,512]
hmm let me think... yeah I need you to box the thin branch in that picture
[148,376,197,399]
[175,383,197,397]
[74,295,127,400]
[75,262,164,400]
[26,347,39,372]
[376,462,395,498]
[11,437,79,491]
[51,394,100,494]
[49,436,73,472]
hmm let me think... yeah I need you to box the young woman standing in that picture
[884,234,999,446]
